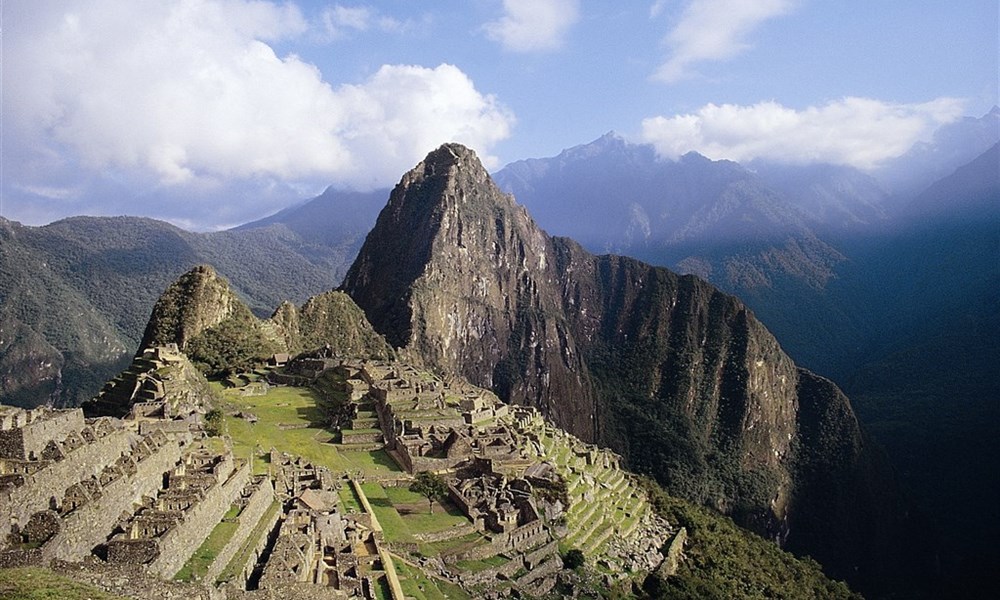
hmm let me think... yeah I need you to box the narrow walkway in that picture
[350,479,404,600]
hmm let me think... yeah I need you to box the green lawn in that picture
[418,531,489,557]
[394,559,471,600]
[362,482,472,543]
[385,486,428,505]
[338,484,364,514]
[385,485,469,533]
[399,501,469,535]
[219,383,354,473]
[455,555,510,573]
[174,519,239,582]
[360,482,415,543]
[218,382,407,480]
[0,568,128,600]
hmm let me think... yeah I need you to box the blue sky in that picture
[2,0,997,229]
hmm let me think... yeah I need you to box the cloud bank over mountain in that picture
[1,1,991,230]
[640,97,964,168]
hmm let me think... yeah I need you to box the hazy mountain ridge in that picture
[0,210,354,406]
[874,106,1000,198]
[341,144,925,595]
[494,131,999,597]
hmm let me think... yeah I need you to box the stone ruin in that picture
[84,344,212,423]
[107,444,251,577]
[0,405,192,568]
[0,352,677,599]
[258,453,393,599]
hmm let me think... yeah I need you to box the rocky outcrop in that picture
[342,144,596,437]
[139,265,245,353]
[139,266,390,381]
[341,144,912,589]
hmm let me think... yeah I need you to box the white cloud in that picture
[484,0,580,52]
[322,5,374,35]
[320,4,408,38]
[653,0,797,83]
[639,97,966,169]
[4,0,514,195]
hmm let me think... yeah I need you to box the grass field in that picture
[217,382,404,480]
[361,481,472,544]
[174,519,239,582]
[394,558,472,600]
[0,568,128,600]
[455,555,510,573]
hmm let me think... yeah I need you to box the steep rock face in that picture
[342,144,595,436]
[342,144,909,589]
[139,265,243,352]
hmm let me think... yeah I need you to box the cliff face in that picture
[342,144,911,586]
[342,144,596,436]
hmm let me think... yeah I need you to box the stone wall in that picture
[221,501,282,589]
[51,559,226,600]
[42,431,188,561]
[148,458,251,578]
[203,477,276,583]
[0,408,85,460]
[340,430,384,445]
[0,424,132,544]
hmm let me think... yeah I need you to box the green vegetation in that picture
[418,531,488,557]
[637,477,860,600]
[204,408,224,436]
[219,372,403,478]
[394,559,471,600]
[373,575,393,600]
[219,382,354,473]
[186,304,278,376]
[0,567,128,600]
[562,548,585,570]
[455,555,510,573]
[297,291,394,359]
[361,482,415,543]
[338,484,364,514]
[409,471,449,514]
[174,519,239,582]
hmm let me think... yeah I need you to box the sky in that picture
[1,0,997,230]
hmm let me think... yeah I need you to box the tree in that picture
[204,409,224,436]
[563,548,585,570]
[409,471,448,514]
